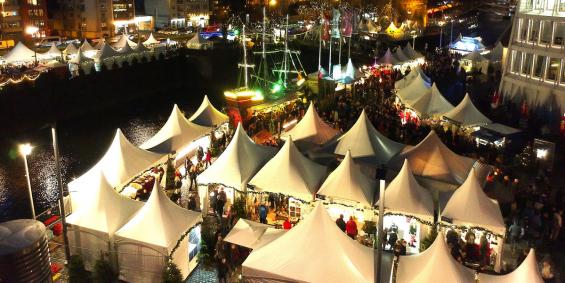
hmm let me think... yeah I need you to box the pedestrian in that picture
[541,257,555,283]
[479,234,491,268]
[216,187,227,221]
[345,216,358,239]
[217,256,229,283]
[388,230,398,252]
[205,148,212,168]
[189,164,198,190]
[187,193,197,211]
[550,209,562,241]
[283,218,292,230]
[259,203,268,224]
[184,157,192,180]
[335,214,346,232]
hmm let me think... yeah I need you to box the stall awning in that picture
[280,102,340,147]
[224,219,285,250]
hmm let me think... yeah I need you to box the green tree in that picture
[162,261,183,283]
[92,257,116,283]
[68,255,91,283]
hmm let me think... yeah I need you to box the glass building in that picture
[500,0,565,112]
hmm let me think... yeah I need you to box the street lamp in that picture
[25,26,39,64]
[19,143,36,219]
[438,21,445,48]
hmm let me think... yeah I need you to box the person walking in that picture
[259,203,268,224]
[345,216,358,240]
[205,149,212,168]
[550,209,563,241]
[335,214,346,232]
[217,256,229,283]
[184,157,192,180]
[216,188,227,222]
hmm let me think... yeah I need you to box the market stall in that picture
[66,172,142,270]
[143,33,160,46]
[186,33,213,50]
[449,36,486,55]
[113,34,138,49]
[79,40,97,58]
[68,49,94,76]
[377,160,434,254]
[188,95,229,127]
[242,204,375,283]
[395,65,430,89]
[64,43,79,58]
[460,51,490,74]
[443,94,492,127]
[93,43,121,70]
[2,42,36,65]
[114,181,202,283]
[68,129,163,211]
[280,102,340,150]
[335,109,404,166]
[479,249,544,283]
[197,124,275,216]
[399,82,454,118]
[39,43,62,61]
[249,137,326,224]
[317,150,377,225]
[396,232,475,283]
[388,131,478,191]
[402,42,424,62]
[396,73,432,103]
[140,104,212,154]
[375,48,402,67]
[441,168,506,272]
[224,219,285,250]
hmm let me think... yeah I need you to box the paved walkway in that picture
[186,264,218,283]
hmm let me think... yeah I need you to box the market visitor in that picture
[187,193,197,211]
[336,214,346,232]
[550,208,562,241]
[205,148,212,168]
[259,203,268,224]
[541,257,556,283]
[184,157,192,180]
[217,256,230,283]
[216,188,227,221]
[215,234,226,260]
[345,216,358,239]
[464,232,480,264]
[283,218,292,230]
[388,230,398,252]
[479,234,491,268]
[189,164,198,190]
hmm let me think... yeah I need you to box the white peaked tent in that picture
[480,249,544,283]
[187,33,212,50]
[343,58,361,80]
[224,219,285,250]
[40,43,62,60]
[242,204,375,283]
[402,42,424,60]
[389,131,476,187]
[197,123,275,190]
[396,73,432,103]
[135,41,150,52]
[3,42,36,64]
[335,109,404,165]
[140,105,211,154]
[396,232,475,283]
[488,41,504,63]
[118,42,136,56]
[443,94,492,126]
[395,65,430,89]
[140,104,211,154]
[463,50,488,62]
[281,102,340,147]
[80,39,95,53]
[188,95,229,127]
[68,49,92,64]
[94,39,105,50]
[376,48,400,66]
[113,34,137,49]
[64,43,78,55]
[318,150,376,207]
[114,181,202,283]
[249,137,326,202]
[442,168,505,234]
[67,173,142,269]
[143,33,160,46]
[378,160,433,219]
[403,83,455,117]
[366,19,379,34]
[68,129,162,209]
[94,43,120,61]
[393,48,411,64]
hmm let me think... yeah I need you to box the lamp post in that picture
[51,124,71,261]
[25,26,39,64]
[450,18,454,45]
[19,143,36,219]
[438,21,445,48]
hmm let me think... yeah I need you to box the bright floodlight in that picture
[25,26,39,35]
[19,143,33,156]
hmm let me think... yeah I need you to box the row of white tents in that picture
[375,43,424,67]
[395,65,493,126]
[66,96,229,282]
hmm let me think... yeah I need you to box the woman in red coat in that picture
[346,216,358,239]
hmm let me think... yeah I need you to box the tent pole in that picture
[376,180,385,283]
[328,37,332,76]
[348,36,351,59]
[243,25,248,88]
[338,36,342,66]
[318,16,322,72]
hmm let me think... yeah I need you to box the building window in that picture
[561,0,565,12]
[523,53,533,76]
[512,50,523,73]
[533,55,546,78]
[555,22,565,46]
[541,20,553,44]
[547,58,560,81]
[529,19,540,43]
[27,0,37,5]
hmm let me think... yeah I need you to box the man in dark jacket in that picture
[336,214,346,232]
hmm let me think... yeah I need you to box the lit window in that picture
[540,20,553,44]
[523,53,533,76]
[547,58,560,81]
[533,55,545,78]
[512,50,522,74]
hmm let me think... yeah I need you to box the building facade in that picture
[0,0,49,41]
[55,0,134,39]
[145,0,209,28]
[500,0,565,112]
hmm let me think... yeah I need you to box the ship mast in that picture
[243,24,249,88]
[283,14,289,86]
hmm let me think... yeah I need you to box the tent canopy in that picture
[442,168,505,234]
[343,58,362,80]
[335,109,404,165]
[395,65,430,89]
[396,73,432,103]
[197,123,275,190]
[140,104,211,154]
[402,83,455,117]
[119,42,136,56]
[115,180,202,249]
[318,150,377,206]
[393,48,410,63]
[443,94,492,126]
[389,131,476,187]
[3,42,36,64]
[39,43,62,60]
[67,172,142,235]
[224,219,285,250]
[188,95,229,127]
[479,249,543,283]
[80,40,95,53]
[143,33,160,46]
[463,50,488,62]
[64,43,78,55]
[249,137,326,202]
[68,49,92,64]
[487,41,504,62]
[280,102,340,147]
[68,129,162,196]
[396,232,475,283]
[94,43,120,61]
[376,48,401,66]
[402,42,424,60]
[378,159,434,220]
[242,204,375,283]
[113,34,138,49]
[187,33,212,49]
